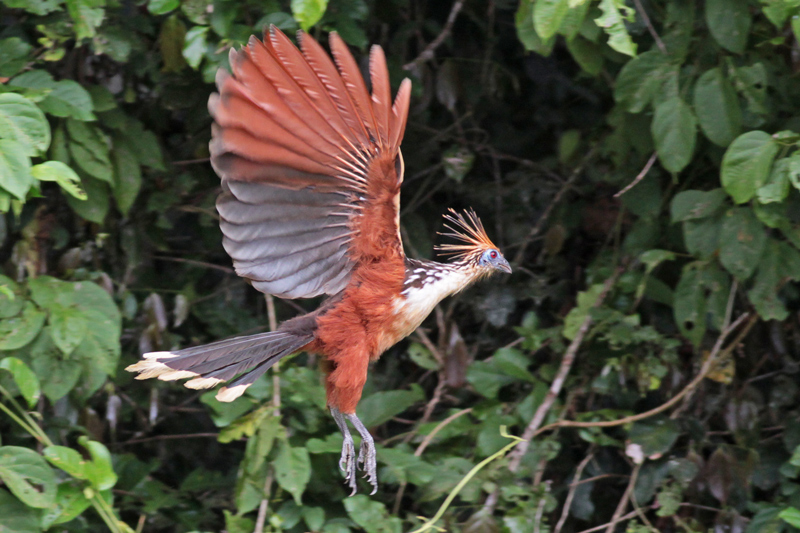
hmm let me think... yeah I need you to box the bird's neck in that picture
[401,258,479,302]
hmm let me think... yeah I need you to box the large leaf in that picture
[533,0,569,40]
[111,141,141,216]
[670,189,727,223]
[65,176,109,224]
[0,301,46,351]
[357,387,424,427]
[594,0,636,57]
[66,119,112,183]
[0,139,33,200]
[0,357,40,408]
[748,240,800,321]
[290,0,328,31]
[0,446,57,508]
[31,161,86,200]
[77,437,117,490]
[652,96,696,173]
[693,67,742,147]
[41,482,92,528]
[515,0,556,56]
[706,0,750,54]
[614,51,671,113]
[27,328,82,401]
[721,131,778,204]
[273,441,310,505]
[39,80,95,121]
[344,495,403,533]
[0,38,32,77]
[65,0,105,40]
[0,488,40,533]
[719,208,767,281]
[0,93,50,156]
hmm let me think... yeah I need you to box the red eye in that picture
[490,250,498,259]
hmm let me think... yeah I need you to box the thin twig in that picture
[555,452,595,533]
[633,0,667,53]
[255,295,280,533]
[403,0,465,69]
[614,152,657,198]
[151,255,234,273]
[576,510,646,533]
[604,462,641,533]
[118,432,219,445]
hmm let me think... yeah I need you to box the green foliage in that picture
[0,0,799,531]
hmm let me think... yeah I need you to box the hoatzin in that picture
[127,27,511,495]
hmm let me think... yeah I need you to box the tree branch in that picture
[403,0,465,70]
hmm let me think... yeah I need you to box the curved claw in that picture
[347,412,378,495]
[331,407,380,495]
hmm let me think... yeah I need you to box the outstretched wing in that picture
[209,27,411,299]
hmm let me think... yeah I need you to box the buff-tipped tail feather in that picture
[126,330,314,402]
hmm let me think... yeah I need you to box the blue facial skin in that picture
[479,249,512,273]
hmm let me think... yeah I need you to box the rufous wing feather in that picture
[208,26,411,299]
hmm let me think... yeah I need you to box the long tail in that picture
[126,330,313,402]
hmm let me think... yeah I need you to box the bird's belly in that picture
[376,292,441,354]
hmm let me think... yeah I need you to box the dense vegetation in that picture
[1,0,800,531]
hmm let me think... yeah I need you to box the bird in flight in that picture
[127,26,511,495]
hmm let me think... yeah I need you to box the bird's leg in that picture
[345,412,378,495]
[330,407,358,495]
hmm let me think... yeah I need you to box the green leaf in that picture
[779,508,800,529]
[1,0,61,15]
[670,189,727,223]
[0,139,33,200]
[66,119,113,183]
[274,441,310,505]
[566,35,603,75]
[0,92,51,156]
[407,342,438,371]
[39,80,95,121]
[291,0,328,31]
[159,15,187,73]
[563,283,605,340]
[65,176,110,224]
[49,304,88,356]
[65,0,105,40]
[41,482,92,528]
[111,141,141,216]
[31,161,87,200]
[492,347,536,382]
[344,495,402,533]
[0,488,40,533]
[182,25,209,69]
[43,446,87,481]
[721,131,778,204]
[706,0,750,54]
[78,437,117,490]
[614,51,671,113]
[24,328,82,401]
[594,0,636,57]
[0,38,32,78]
[757,157,790,204]
[0,276,23,319]
[0,301,46,351]
[148,0,178,15]
[534,0,569,40]
[629,418,681,457]
[357,387,424,427]
[719,208,767,281]
[0,446,57,508]
[693,67,742,147]
[748,240,800,321]
[652,96,696,173]
[0,357,40,408]
[674,263,705,346]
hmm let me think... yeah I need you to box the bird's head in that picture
[435,209,512,276]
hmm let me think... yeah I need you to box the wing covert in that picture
[208,27,411,299]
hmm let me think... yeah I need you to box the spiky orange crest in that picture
[435,208,499,262]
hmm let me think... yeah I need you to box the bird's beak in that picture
[495,257,512,274]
